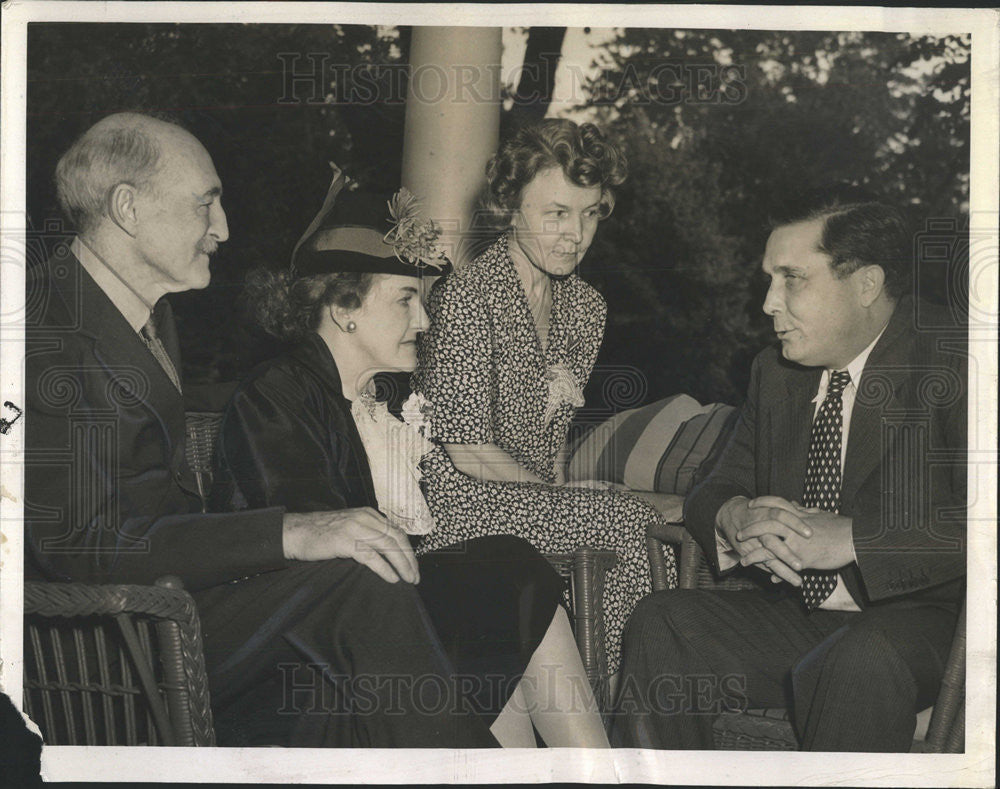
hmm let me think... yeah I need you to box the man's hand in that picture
[282,508,420,585]
[738,496,855,571]
[716,496,811,585]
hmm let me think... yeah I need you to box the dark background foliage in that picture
[26,23,970,409]
[583,29,969,405]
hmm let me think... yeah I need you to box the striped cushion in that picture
[567,395,737,495]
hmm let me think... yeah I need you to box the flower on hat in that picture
[384,188,449,271]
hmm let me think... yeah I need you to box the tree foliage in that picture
[27,22,409,382]
[25,24,970,404]
[581,29,969,404]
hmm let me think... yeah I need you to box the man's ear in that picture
[856,264,886,307]
[107,182,140,237]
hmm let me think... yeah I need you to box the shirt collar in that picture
[812,321,890,403]
[73,237,151,333]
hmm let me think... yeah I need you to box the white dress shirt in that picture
[715,324,889,611]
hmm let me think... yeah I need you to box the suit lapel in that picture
[841,300,913,510]
[841,392,886,512]
[770,363,822,501]
[58,254,189,473]
[154,298,183,375]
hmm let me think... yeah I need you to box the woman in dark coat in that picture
[212,174,609,747]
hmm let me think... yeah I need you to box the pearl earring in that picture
[346,320,357,333]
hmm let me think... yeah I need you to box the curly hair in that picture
[484,119,627,225]
[244,267,377,341]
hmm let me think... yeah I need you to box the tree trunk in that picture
[505,27,567,132]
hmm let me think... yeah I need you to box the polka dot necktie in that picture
[800,370,851,609]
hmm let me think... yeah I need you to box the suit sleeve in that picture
[683,352,761,574]
[850,352,967,601]
[212,366,355,514]
[25,354,286,591]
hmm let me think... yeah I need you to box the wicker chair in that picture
[185,411,619,709]
[23,575,214,746]
[647,523,966,752]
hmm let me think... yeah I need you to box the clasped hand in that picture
[283,507,420,585]
[717,496,854,586]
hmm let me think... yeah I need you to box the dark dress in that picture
[211,333,564,722]
[412,234,679,674]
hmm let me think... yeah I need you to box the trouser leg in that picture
[608,588,846,749]
[791,601,958,751]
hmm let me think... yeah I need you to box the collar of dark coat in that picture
[289,332,349,404]
[30,250,196,492]
[288,332,379,506]
[767,296,918,509]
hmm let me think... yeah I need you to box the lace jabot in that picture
[350,392,436,535]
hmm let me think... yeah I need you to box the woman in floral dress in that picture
[413,119,679,677]
[213,175,609,747]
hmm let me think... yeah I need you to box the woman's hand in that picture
[443,443,547,485]
[282,508,420,584]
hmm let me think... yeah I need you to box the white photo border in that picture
[1,2,996,785]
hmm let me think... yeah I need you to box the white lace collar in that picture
[350,392,436,535]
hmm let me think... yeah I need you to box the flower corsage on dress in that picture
[543,362,585,429]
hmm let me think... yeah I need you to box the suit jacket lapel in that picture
[841,299,913,510]
[770,363,822,502]
[60,254,189,470]
[842,393,885,512]
[154,298,183,375]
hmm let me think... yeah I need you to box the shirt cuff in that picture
[819,574,861,612]
[714,529,741,572]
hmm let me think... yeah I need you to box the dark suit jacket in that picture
[25,250,286,589]
[685,297,967,607]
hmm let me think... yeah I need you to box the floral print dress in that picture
[412,234,678,675]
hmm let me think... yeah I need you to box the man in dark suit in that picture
[25,112,496,747]
[609,187,966,751]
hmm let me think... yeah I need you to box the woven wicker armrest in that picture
[925,600,966,753]
[23,576,214,746]
[25,576,196,621]
[646,521,688,546]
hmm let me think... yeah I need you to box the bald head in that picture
[55,113,205,234]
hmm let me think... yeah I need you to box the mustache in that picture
[199,241,220,256]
